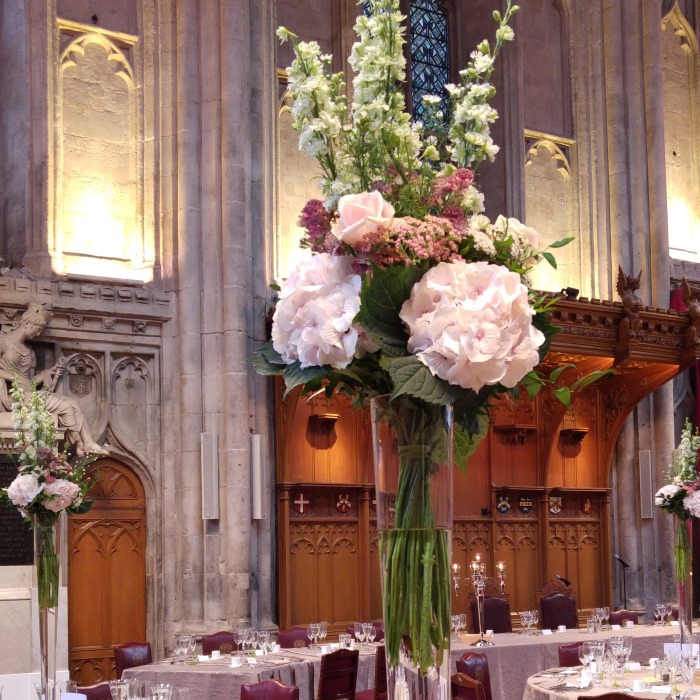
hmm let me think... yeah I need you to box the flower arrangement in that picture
[655,418,700,580]
[256,0,584,682]
[0,381,94,608]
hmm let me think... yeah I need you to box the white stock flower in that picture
[44,479,81,513]
[655,483,681,505]
[272,254,362,369]
[399,261,544,391]
[332,191,395,246]
[7,473,43,507]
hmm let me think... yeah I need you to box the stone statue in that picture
[0,302,107,456]
[682,278,700,348]
[616,266,643,332]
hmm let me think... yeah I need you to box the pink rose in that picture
[43,479,81,513]
[332,191,395,246]
[6,473,43,507]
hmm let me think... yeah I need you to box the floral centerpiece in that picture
[0,381,94,698]
[255,0,576,694]
[655,418,700,581]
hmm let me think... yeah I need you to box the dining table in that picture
[123,644,379,700]
[123,624,679,700]
[448,624,679,700]
[523,664,693,699]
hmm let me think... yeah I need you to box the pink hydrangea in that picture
[272,254,362,369]
[7,473,43,507]
[399,260,545,391]
[43,478,81,513]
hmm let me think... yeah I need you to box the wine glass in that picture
[109,680,129,700]
[258,630,269,654]
[654,603,663,625]
[362,622,373,645]
[173,635,184,664]
[268,631,278,652]
[531,609,539,632]
[665,602,674,625]
[595,607,605,632]
[233,629,244,656]
[602,606,610,629]
[319,621,328,645]
[248,630,259,655]
[187,633,196,661]
[367,623,377,644]
[354,621,364,646]
[458,613,467,634]
[579,641,592,671]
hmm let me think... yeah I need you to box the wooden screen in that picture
[68,459,147,684]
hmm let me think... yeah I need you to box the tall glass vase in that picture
[34,513,61,700]
[674,517,693,646]
[371,396,453,700]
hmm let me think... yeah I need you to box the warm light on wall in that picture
[668,197,700,263]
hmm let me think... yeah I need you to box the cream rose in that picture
[332,191,395,246]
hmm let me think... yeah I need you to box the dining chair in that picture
[581,694,634,699]
[558,641,584,667]
[608,609,639,626]
[451,672,487,700]
[468,596,512,634]
[278,626,311,648]
[240,679,300,699]
[455,652,493,700]
[201,630,237,655]
[316,648,360,700]
[537,580,578,630]
[355,644,387,700]
[78,682,111,700]
[114,641,153,679]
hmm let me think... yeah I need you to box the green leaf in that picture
[282,362,330,397]
[549,365,573,384]
[570,368,615,393]
[453,413,489,471]
[541,251,557,268]
[73,499,93,515]
[548,237,575,249]
[553,386,571,408]
[532,311,560,360]
[387,356,458,405]
[249,341,287,376]
[521,372,543,401]
[356,264,426,356]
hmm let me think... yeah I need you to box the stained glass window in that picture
[409,0,449,123]
[363,1,450,124]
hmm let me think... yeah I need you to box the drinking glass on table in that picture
[458,613,467,634]
[248,630,259,655]
[268,631,278,652]
[602,606,610,629]
[109,680,129,700]
[319,621,328,645]
[654,603,663,625]
[127,680,146,699]
[187,633,196,661]
[258,630,270,654]
[366,623,377,644]
[578,641,593,671]
[451,615,460,640]
[151,684,173,700]
[531,608,539,632]
[233,629,244,656]
[665,602,674,625]
[354,621,366,647]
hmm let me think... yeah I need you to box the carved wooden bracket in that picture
[493,425,536,446]
[559,427,589,446]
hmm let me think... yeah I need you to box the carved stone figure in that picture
[0,302,107,456]
[616,266,643,332]
[682,278,700,347]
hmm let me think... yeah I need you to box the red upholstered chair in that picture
[317,648,360,700]
[240,679,300,700]
[587,694,635,699]
[455,652,493,700]
[451,672,487,700]
[468,596,512,634]
[608,609,639,626]
[558,641,584,667]
[278,626,311,648]
[114,641,152,679]
[355,644,387,700]
[79,682,112,700]
[537,581,578,630]
[202,630,237,655]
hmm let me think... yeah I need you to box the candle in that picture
[453,563,460,574]
[497,561,505,572]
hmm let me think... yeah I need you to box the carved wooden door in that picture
[68,459,147,684]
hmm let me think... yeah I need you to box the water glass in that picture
[109,680,129,700]
[338,633,351,649]
[128,680,146,699]
[151,684,173,700]
[458,613,467,633]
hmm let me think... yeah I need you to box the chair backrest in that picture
[241,679,300,700]
[373,644,387,697]
[608,609,639,626]
[451,673,486,700]
[455,652,492,700]
[468,596,512,634]
[316,648,360,700]
[540,593,578,630]
[79,682,112,700]
[558,641,584,667]
[114,641,153,679]
[202,630,237,655]
[278,626,311,648]
[585,694,635,699]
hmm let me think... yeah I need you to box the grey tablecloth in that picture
[450,625,677,700]
[123,645,377,700]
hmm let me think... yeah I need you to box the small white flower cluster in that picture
[272,254,363,369]
[399,260,544,391]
